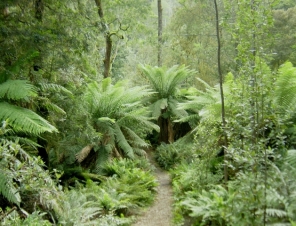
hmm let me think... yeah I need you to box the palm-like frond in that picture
[274,62,296,114]
[113,123,134,159]
[140,64,194,121]
[150,98,168,118]
[0,80,37,101]
[140,64,194,98]
[0,102,57,135]
[168,98,188,118]
[121,126,149,148]
[286,149,296,167]
[38,96,66,115]
[38,83,72,96]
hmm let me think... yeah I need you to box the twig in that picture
[0,206,17,221]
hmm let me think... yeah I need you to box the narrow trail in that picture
[133,152,173,226]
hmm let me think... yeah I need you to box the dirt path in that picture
[133,153,173,226]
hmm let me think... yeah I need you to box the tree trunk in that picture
[214,0,228,183]
[157,0,163,67]
[158,109,174,144]
[94,0,112,78]
[104,34,112,78]
[35,0,44,21]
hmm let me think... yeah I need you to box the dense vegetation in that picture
[1,0,296,225]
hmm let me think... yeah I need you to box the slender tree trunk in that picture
[157,0,163,67]
[104,34,112,78]
[35,0,44,21]
[214,0,228,183]
[94,0,112,78]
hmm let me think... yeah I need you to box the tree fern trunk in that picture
[158,116,174,144]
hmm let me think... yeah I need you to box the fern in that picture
[286,149,296,167]
[274,62,296,114]
[83,78,158,160]
[38,83,72,96]
[113,123,134,159]
[0,80,37,101]
[0,102,57,135]
[150,98,168,118]
[0,172,21,206]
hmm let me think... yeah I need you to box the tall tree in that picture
[157,0,163,66]
[213,0,228,183]
[95,0,118,78]
[94,0,151,78]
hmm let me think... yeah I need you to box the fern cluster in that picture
[82,77,159,162]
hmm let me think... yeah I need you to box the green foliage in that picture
[1,211,52,226]
[0,102,57,136]
[0,79,37,100]
[55,158,157,225]
[140,64,194,120]
[84,78,159,160]
[99,159,158,210]
[0,54,57,138]
[0,172,21,207]
[155,140,195,170]
[274,62,296,115]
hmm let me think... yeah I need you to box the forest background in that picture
[1,0,296,225]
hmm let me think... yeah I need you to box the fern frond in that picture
[150,98,168,118]
[0,171,21,206]
[118,110,159,133]
[168,98,188,118]
[0,80,37,101]
[113,124,134,159]
[38,97,66,114]
[286,149,296,166]
[4,136,41,149]
[38,83,72,96]
[274,62,296,113]
[174,114,200,124]
[265,208,287,218]
[121,126,149,148]
[133,147,147,157]
[0,102,57,135]
[101,77,112,92]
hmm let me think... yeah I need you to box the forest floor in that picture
[133,150,174,226]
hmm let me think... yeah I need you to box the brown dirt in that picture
[133,151,173,226]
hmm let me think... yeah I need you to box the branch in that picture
[0,206,17,221]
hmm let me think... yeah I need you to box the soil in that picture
[133,151,173,226]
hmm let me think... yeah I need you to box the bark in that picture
[157,0,163,67]
[158,109,174,144]
[214,0,228,183]
[104,34,112,78]
[35,0,44,21]
[94,0,112,78]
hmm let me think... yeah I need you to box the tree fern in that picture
[140,64,194,143]
[83,78,158,161]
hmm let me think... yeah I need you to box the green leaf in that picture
[0,80,37,101]
[0,102,57,135]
